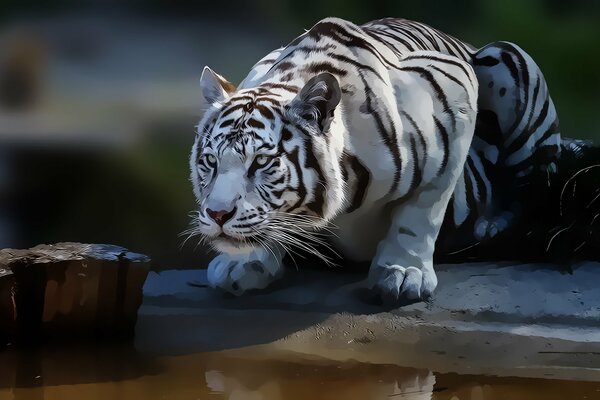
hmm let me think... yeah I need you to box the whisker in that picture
[268,223,339,256]
[264,227,338,267]
[250,227,281,268]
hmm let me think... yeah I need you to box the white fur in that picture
[192,18,478,304]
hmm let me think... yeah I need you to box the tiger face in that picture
[189,67,345,255]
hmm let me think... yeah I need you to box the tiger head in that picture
[189,67,346,255]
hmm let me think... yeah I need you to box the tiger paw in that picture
[207,251,283,295]
[474,211,514,241]
[367,264,437,306]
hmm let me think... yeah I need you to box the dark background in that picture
[0,0,598,269]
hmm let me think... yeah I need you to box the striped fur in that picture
[189,17,559,303]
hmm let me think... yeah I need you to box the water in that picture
[1,345,599,400]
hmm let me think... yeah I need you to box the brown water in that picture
[1,345,599,400]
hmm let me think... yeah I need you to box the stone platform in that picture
[137,261,600,381]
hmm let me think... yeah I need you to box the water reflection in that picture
[202,358,437,400]
[1,345,599,400]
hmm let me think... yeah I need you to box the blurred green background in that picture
[0,0,598,268]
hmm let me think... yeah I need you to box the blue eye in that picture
[199,153,217,166]
[255,154,270,166]
[207,154,217,165]
[248,154,276,177]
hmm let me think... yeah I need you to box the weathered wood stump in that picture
[0,267,16,341]
[0,243,150,344]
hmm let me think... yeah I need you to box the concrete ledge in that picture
[136,262,600,381]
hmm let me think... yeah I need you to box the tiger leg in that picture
[207,246,285,295]
[367,190,444,304]
[470,41,561,239]
[368,52,479,304]
[368,151,482,303]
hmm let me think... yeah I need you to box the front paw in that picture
[368,265,437,306]
[207,253,283,295]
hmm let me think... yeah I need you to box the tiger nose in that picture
[206,207,237,226]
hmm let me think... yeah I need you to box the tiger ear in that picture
[288,72,341,133]
[199,66,235,109]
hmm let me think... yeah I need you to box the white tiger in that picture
[189,17,560,304]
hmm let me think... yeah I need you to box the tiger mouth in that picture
[216,233,259,247]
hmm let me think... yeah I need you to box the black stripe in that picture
[256,97,281,107]
[439,33,473,59]
[281,127,293,141]
[400,111,428,169]
[360,73,402,194]
[271,188,285,199]
[256,140,276,150]
[368,26,415,51]
[428,65,470,96]
[263,167,279,176]
[221,104,245,118]
[257,185,280,209]
[387,24,428,51]
[230,95,255,103]
[304,62,348,76]
[237,213,258,222]
[474,55,499,66]
[255,58,277,66]
[280,72,294,82]
[384,111,402,194]
[219,119,236,128]
[497,42,530,138]
[501,51,520,86]
[433,116,450,176]
[307,21,401,69]
[270,175,286,186]
[283,44,336,57]
[406,21,441,52]
[256,104,274,120]
[401,66,456,131]
[525,75,541,130]
[393,22,430,50]
[466,156,487,206]
[342,153,370,213]
[507,98,549,155]
[275,61,295,72]
[326,53,385,82]
[231,222,261,229]
[261,82,300,93]
[398,227,417,237]
[440,30,473,60]
[402,54,473,85]
[463,166,479,217]
[247,118,265,129]
[362,28,404,56]
[408,134,422,193]
[533,121,560,148]
[290,120,315,138]
[284,147,306,213]
[303,137,326,216]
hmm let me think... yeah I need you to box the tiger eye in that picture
[201,154,217,166]
[255,154,269,166]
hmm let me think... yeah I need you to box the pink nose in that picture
[206,207,237,226]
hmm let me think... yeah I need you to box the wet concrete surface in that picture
[137,261,600,381]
